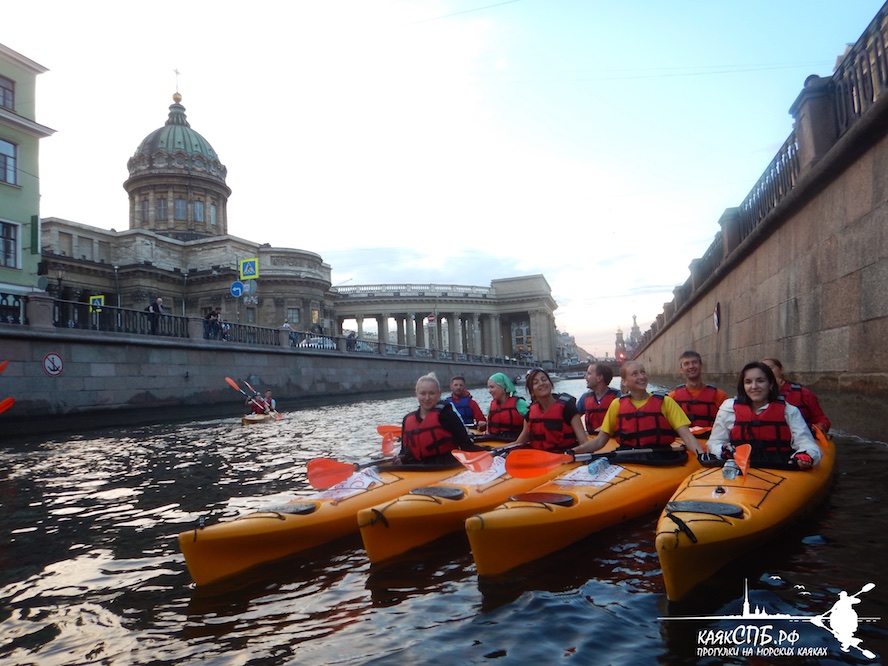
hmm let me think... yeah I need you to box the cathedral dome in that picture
[125,93,227,184]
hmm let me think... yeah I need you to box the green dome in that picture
[126,93,227,184]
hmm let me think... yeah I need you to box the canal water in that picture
[1,379,886,665]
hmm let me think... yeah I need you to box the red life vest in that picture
[780,382,810,422]
[251,399,270,414]
[580,388,620,434]
[402,403,457,461]
[615,393,676,449]
[527,394,578,451]
[671,384,720,427]
[487,396,525,436]
[730,401,793,456]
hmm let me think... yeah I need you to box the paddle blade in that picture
[377,425,402,436]
[505,449,574,478]
[452,449,494,472]
[0,396,14,414]
[306,458,358,489]
[225,376,243,392]
[381,432,398,456]
[244,380,258,395]
[733,444,752,479]
[0,360,8,374]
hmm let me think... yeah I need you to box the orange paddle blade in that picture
[733,444,752,478]
[0,360,8,374]
[452,449,495,472]
[505,449,574,478]
[377,425,402,436]
[225,376,243,392]
[306,458,357,489]
[0,396,14,414]
[381,432,398,456]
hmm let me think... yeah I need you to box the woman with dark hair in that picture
[706,361,821,469]
[509,368,588,451]
[762,357,831,434]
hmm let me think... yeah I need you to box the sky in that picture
[4,0,885,357]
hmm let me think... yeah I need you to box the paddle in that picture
[0,396,14,414]
[307,456,396,489]
[733,444,752,479]
[377,425,402,436]
[505,446,681,478]
[452,443,524,473]
[0,360,8,374]
[381,432,398,456]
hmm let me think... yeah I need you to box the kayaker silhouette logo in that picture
[660,579,880,660]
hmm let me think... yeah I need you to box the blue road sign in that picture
[230,281,244,298]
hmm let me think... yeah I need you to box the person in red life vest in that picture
[668,351,729,431]
[485,372,530,438]
[707,361,821,468]
[444,375,487,430]
[573,361,706,456]
[509,368,588,452]
[762,357,831,434]
[246,389,276,414]
[577,363,620,435]
[399,372,481,464]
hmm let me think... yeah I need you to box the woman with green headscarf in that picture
[486,372,530,438]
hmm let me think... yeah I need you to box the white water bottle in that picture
[588,458,610,476]
[722,459,740,480]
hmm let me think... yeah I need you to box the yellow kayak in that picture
[357,455,566,564]
[178,462,461,586]
[241,413,274,425]
[466,447,700,576]
[654,435,836,602]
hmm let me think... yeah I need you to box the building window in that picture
[1,221,19,268]
[0,139,16,185]
[193,200,204,222]
[210,203,217,226]
[174,198,187,220]
[141,199,150,222]
[157,197,167,221]
[287,307,300,324]
[0,76,13,110]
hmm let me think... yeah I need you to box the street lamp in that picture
[54,266,66,297]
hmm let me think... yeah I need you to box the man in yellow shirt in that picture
[573,360,705,456]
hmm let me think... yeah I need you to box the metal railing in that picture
[833,5,888,136]
[20,293,525,367]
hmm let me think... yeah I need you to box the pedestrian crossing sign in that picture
[240,258,259,280]
[90,295,105,312]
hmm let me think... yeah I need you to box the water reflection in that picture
[0,379,886,664]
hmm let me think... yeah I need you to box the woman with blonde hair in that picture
[399,372,480,464]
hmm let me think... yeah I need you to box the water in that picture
[1,379,887,665]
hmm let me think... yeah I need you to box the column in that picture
[395,316,406,345]
[491,314,502,357]
[450,312,461,352]
[407,313,416,347]
[356,315,364,338]
[470,313,480,354]
[415,315,425,348]
[378,313,390,345]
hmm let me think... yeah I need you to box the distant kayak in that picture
[241,412,284,425]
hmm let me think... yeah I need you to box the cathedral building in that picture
[41,94,334,330]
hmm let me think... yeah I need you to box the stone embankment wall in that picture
[0,328,507,437]
[639,75,888,441]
